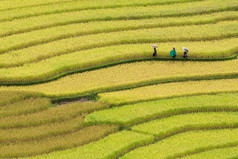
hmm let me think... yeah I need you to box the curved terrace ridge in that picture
[0,0,205,23]
[0,0,74,12]
[0,52,236,85]
[119,128,238,159]
[0,0,237,158]
[1,92,238,158]
[0,21,237,69]
[0,17,237,55]
[0,3,237,37]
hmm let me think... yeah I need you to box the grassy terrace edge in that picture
[0,53,237,86]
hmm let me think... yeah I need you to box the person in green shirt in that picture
[170,47,176,58]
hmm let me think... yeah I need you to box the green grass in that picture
[120,128,238,159]
[86,93,238,126]
[19,131,154,159]
[132,112,238,137]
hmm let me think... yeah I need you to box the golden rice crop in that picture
[0,38,238,83]
[0,125,118,158]
[98,78,238,105]
[0,91,39,106]
[0,0,237,37]
[21,131,154,159]
[181,146,238,159]
[1,21,237,69]
[0,97,51,118]
[1,59,238,97]
[0,91,27,106]
[85,93,238,126]
[0,0,70,11]
[1,11,237,55]
[132,112,238,137]
[0,115,84,143]
[1,0,238,158]
[120,128,238,159]
[0,0,201,22]
[0,101,108,128]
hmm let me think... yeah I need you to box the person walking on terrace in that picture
[152,45,158,57]
[153,47,157,57]
[170,47,176,58]
[183,47,189,58]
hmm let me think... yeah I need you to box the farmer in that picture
[183,51,188,58]
[153,47,157,57]
[183,47,189,58]
[170,47,176,58]
[152,45,158,57]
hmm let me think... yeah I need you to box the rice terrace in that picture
[0,0,238,158]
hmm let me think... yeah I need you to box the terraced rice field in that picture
[0,0,238,158]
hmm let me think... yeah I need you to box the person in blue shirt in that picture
[183,47,189,58]
[183,51,188,58]
[170,47,176,58]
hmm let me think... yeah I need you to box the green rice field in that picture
[0,0,237,158]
